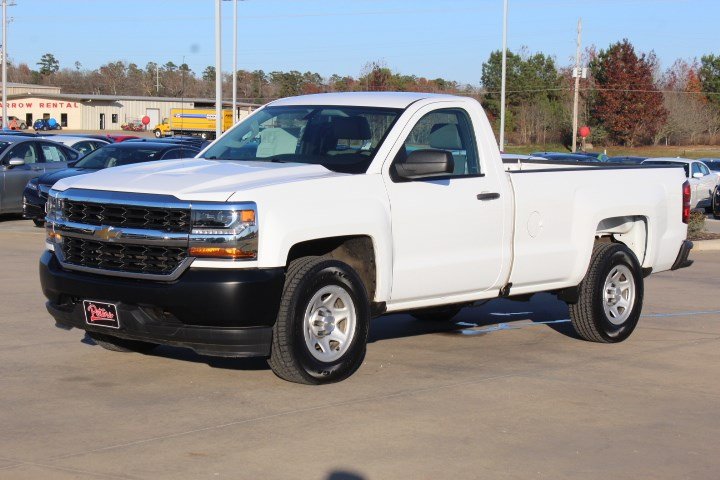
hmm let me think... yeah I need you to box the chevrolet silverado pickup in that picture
[40,92,693,384]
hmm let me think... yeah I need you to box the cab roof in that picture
[268,92,463,109]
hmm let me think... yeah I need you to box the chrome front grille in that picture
[63,199,191,233]
[61,237,187,276]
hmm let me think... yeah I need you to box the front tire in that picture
[268,257,370,384]
[153,129,162,138]
[569,243,643,343]
[87,332,158,354]
[32,219,44,227]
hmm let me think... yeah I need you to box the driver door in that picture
[1,142,42,213]
[383,105,508,303]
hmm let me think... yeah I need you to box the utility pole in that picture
[571,18,582,153]
[156,64,160,93]
[215,0,222,139]
[232,0,237,123]
[498,0,508,151]
[2,0,8,130]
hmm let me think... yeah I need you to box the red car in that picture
[106,134,140,143]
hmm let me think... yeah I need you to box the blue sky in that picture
[7,0,719,85]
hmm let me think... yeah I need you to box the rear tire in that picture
[569,243,643,343]
[87,332,158,354]
[268,257,370,384]
[712,186,720,219]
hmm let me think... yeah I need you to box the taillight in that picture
[682,180,691,224]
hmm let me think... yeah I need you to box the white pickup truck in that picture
[41,92,693,384]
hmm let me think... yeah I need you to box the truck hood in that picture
[51,158,344,201]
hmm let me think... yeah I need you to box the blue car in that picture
[33,118,62,131]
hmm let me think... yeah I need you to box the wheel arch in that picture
[286,235,378,304]
[595,215,648,265]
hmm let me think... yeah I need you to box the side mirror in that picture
[8,158,25,167]
[692,172,704,179]
[395,149,454,180]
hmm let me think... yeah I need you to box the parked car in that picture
[106,134,140,143]
[125,136,207,149]
[574,151,609,162]
[642,158,718,210]
[697,158,720,175]
[0,116,28,130]
[531,152,602,162]
[41,92,691,384]
[40,135,111,156]
[607,156,646,164]
[23,141,200,226]
[0,135,79,216]
[33,119,62,131]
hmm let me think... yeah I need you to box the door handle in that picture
[477,192,500,201]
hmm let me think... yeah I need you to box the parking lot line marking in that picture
[642,310,720,318]
[452,309,720,335]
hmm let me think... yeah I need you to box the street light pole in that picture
[232,0,237,123]
[215,0,222,139]
[499,0,508,151]
[2,0,8,130]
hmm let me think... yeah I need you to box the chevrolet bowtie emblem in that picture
[96,226,122,242]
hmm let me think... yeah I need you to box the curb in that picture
[692,239,720,252]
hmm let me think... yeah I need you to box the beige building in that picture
[2,83,258,131]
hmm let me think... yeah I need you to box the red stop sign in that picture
[141,116,151,125]
[579,126,591,138]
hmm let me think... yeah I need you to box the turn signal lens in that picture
[189,246,256,259]
[240,209,255,223]
[47,230,62,242]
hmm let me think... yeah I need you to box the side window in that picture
[395,108,480,178]
[699,163,710,176]
[6,143,39,164]
[40,143,69,163]
[161,149,183,160]
[74,141,94,155]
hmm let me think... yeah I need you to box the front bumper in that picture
[22,188,45,220]
[40,250,285,357]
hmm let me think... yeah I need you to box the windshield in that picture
[643,161,690,177]
[74,146,167,169]
[201,105,402,174]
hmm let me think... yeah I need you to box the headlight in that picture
[189,204,258,260]
[46,192,65,220]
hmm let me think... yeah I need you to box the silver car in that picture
[0,135,79,214]
[642,157,719,210]
[40,135,111,157]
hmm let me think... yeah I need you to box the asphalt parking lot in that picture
[1,216,719,480]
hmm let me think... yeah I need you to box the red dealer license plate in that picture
[83,300,120,329]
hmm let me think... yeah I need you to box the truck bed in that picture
[504,162,687,295]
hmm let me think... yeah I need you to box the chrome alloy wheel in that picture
[603,264,636,325]
[303,285,357,362]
